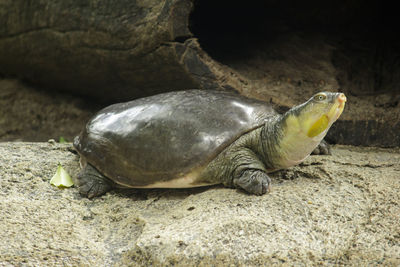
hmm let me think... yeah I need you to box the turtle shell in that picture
[74,90,277,187]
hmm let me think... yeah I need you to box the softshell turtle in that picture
[74,90,346,198]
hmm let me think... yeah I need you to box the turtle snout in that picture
[337,93,347,104]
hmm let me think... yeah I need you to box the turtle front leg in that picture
[76,164,113,198]
[200,144,272,195]
[233,169,271,195]
[312,139,331,155]
[227,147,272,195]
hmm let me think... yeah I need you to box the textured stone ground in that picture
[1,142,399,266]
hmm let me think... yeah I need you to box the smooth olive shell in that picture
[74,90,277,186]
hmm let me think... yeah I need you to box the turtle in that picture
[73,90,346,198]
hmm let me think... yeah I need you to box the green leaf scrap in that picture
[50,163,74,187]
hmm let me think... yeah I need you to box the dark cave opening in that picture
[190,0,400,97]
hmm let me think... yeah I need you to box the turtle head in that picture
[288,92,346,139]
[272,92,346,169]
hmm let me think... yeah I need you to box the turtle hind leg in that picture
[76,164,113,198]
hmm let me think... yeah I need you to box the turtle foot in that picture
[312,139,331,155]
[76,164,113,198]
[233,170,271,195]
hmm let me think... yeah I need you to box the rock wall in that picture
[0,0,237,101]
[0,0,399,146]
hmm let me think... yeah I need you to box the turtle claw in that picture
[312,139,331,155]
[77,164,113,198]
[234,170,271,195]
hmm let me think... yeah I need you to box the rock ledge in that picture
[1,142,399,266]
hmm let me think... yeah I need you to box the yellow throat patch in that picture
[307,115,329,137]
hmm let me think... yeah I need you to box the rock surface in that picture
[1,142,399,266]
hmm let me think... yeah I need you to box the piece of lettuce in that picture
[50,163,74,187]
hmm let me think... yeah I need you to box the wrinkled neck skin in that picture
[259,111,328,171]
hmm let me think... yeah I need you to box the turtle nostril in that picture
[338,93,347,103]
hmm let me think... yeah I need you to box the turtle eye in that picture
[314,93,327,101]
